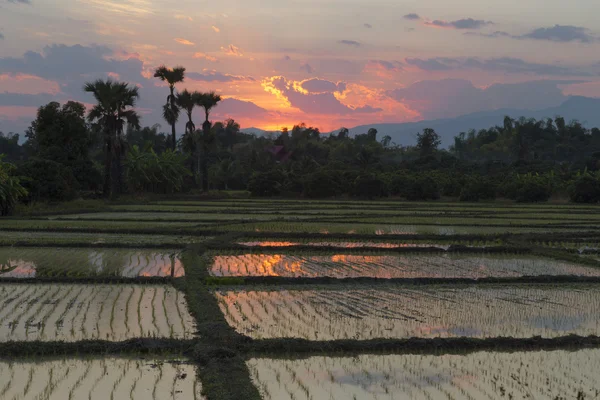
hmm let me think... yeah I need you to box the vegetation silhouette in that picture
[1,69,600,210]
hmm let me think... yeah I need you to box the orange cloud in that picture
[261,76,292,108]
[221,44,243,57]
[194,52,218,62]
[175,14,193,21]
[174,38,195,46]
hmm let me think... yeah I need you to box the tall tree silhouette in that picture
[197,91,222,191]
[84,79,140,198]
[154,66,185,150]
[416,128,441,157]
[176,89,201,177]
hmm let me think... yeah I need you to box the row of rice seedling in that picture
[352,215,599,226]
[154,198,597,209]
[215,284,600,340]
[238,240,452,249]
[0,284,195,342]
[0,220,203,231]
[0,231,205,247]
[52,212,318,222]
[0,356,203,400]
[209,253,600,279]
[0,247,185,278]
[532,240,600,251]
[214,221,585,235]
[248,349,599,400]
[112,205,477,216]
[153,199,600,213]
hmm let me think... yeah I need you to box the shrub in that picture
[442,177,463,197]
[302,170,341,198]
[0,156,27,216]
[388,173,409,196]
[354,175,388,198]
[459,177,496,202]
[570,174,600,203]
[248,170,284,197]
[18,159,77,202]
[70,159,102,192]
[405,175,440,201]
[498,174,552,203]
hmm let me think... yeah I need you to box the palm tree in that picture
[84,79,140,198]
[196,91,222,192]
[176,89,202,178]
[154,66,185,150]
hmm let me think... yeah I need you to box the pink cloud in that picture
[193,52,218,62]
[221,44,243,57]
[174,38,195,46]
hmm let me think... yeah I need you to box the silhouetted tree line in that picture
[2,71,600,212]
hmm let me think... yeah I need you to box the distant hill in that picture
[344,96,600,148]
[243,96,600,148]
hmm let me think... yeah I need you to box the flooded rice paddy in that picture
[248,349,600,400]
[238,241,451,249]
[0,284,195,341]
[210,253,600,279]
[0,356,204,400]
[0,247,185,278]
[217,284,600,340]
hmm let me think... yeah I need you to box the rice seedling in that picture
[0,247,185,278]
[248,349,600,400]
[214,221,583,235]
[0,231,206,247]
[53,212,316,222]
[210,253,599,279]
[237,241,451,249]
[0,357,204,399]
[0,284,196,342]
[0,219,201,231]
[215,284,600,340]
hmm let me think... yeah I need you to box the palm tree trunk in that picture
[171,122,176,151]
[103,135,112,198]
[170,87,177,151]
[116,148,123,195]
[201,121,210,192]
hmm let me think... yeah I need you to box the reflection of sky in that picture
[0,260,36,278]
[0,250,182,278]
[249,350,600,399]
[2,0,600,133]
[310,365,456,394]
[529,315,586,331]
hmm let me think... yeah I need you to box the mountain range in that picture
[242,96,600,148]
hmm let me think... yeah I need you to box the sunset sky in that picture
[1,0,600,134]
